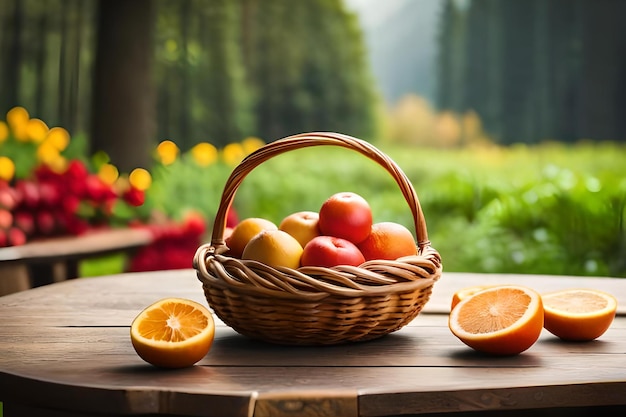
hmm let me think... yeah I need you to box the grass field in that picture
[229,141,626,277]
[82,140,626,278]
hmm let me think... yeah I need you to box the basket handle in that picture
[209,132,431,254]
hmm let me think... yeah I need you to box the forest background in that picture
[0,0,625,277]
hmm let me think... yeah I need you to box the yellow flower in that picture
[47,156,68,174]
[0,121,8,143]
[242,136,265,154]
[37,141,61,164]
[156,140,179,165]
[6,106,29,128]
[98,163,119,186]
[0,156,16,181]
[222,142,245,166]
[190,142,218,167]
[129,168,152,191]
[26,118,49,143]
[114,175,131,194]
[6,107,29,141]
[46,127,70,151]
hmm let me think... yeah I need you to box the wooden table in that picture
[0,270,624,417]
[0,227,154,296]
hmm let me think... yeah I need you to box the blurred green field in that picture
[229,141,626,278]
[82,141,626,278]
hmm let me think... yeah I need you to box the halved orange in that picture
[542,288,617,341]
[450,285,495,310]
[448,285,544,355]
[130,298,215,368]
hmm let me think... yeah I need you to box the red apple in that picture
[318,192,372,244]
[279,211,321,248]
[301,235,365,268]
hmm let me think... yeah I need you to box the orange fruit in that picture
[448,285,544,356]
[356,221,417,261]
[242,229,303,269]
[450,285,495,310]
[130,298,215,368]
[225,217,277,258]
[318,192,373,244]
[542,288,617,341]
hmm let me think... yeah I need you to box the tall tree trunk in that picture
[579,0,626,140]
[68,0,84,133]
[6,0,23,110]
[179,0,192,148]
[35,10,48,117]
[91,0,156,171]
[58,0,68,124]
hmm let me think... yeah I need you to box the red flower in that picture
[226,207,239,228]
[182,211,206,237]
[123,187,145,207]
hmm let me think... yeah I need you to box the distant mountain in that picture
[345,0,442,105]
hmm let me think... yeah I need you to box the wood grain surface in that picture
[1,269,625,417]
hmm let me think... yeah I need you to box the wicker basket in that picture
[193,132,442,345]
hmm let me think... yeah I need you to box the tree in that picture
[245,0,379,141]
[90,0,156,172]
[437,0,626,143]
[578,0,626,141]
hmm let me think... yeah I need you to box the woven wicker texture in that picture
[193,132,442,345]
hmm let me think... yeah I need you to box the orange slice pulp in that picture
[450,285,496,310]
[542,288,617,341]
[448,285,544,355]
[130,298,215,368]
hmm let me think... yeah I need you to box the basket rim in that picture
[194,244,442,301]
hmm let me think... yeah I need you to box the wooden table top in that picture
[1,269,624,417]
[0,227,154,263]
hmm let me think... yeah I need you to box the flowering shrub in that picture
[0,107,150,247]
[1,106,261,272]
[128,136,254,271]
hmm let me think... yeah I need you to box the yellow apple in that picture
[278,211,321,248]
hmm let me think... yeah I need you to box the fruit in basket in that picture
[130,298,215,368]
[301,235,366,268]
[541,288,617,341]
[225,217,277,258]
[448,285,544,355]
[242,229,303,269]
[279,210,321,247]
[318,192,373,244]
[357,221,417,261]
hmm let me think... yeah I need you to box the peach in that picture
[318,192,372,244]
[301,235,365,268]
[279,211,321,248]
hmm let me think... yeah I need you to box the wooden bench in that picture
[0,227,154,296]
